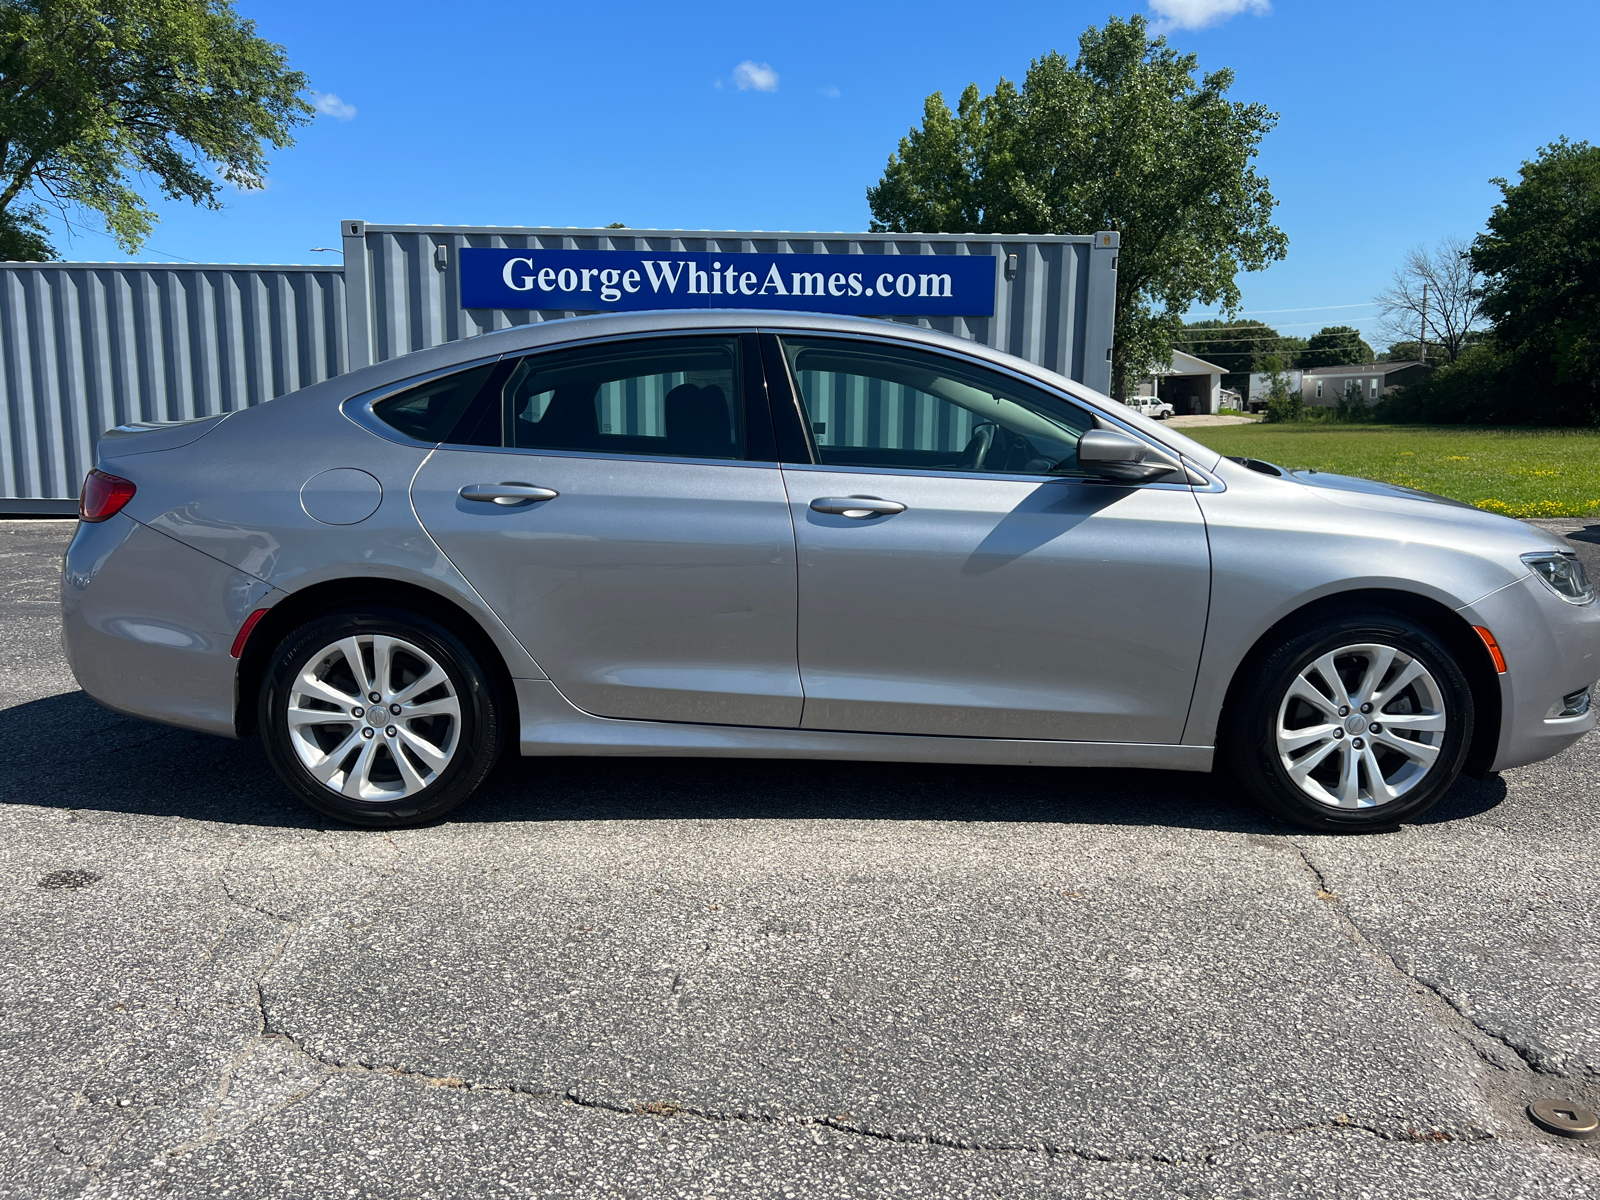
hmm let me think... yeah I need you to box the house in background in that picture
[1247,368,1304,411]
[1132,349,1226,415]
[1301,361,1430,406]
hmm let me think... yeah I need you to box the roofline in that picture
[348,221,1116,246]
[0,260,345,271]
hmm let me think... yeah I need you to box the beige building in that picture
[1133,349,1227,415]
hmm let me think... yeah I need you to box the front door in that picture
[773,334,1211,743]
[410,333,802,728]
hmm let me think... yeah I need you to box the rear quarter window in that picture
[371,363,498,443]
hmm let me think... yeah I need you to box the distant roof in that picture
[1302,361,1424,375]
[1168,348,1226,374]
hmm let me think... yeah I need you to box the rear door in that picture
[767,332,1212,744]
[408,333,803,727]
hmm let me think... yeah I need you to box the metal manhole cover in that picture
[1528,1099,1600,1139]
[38,870,102,890]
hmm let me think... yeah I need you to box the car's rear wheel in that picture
[259,607,503,827]
[1225,609,1474,832]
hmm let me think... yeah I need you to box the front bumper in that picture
[61,515,275,737]
[1460,574,1600,772]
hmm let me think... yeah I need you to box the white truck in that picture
[1124,397,1174,420]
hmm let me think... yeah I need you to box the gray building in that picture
[1302,361,1429,406]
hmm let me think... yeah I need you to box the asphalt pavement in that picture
[2,517,1598,1199]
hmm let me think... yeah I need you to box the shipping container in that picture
[1,223,1117,511]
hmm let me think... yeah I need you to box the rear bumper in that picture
[61,515,274,737]
[1460,575,1600,772]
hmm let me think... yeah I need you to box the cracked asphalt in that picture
[2,517,1599,1199]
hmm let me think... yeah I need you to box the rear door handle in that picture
[459,483,559,506]
[809,496,907,519]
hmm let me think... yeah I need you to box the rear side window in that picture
[504,336,742,460]
[371,363,498,443]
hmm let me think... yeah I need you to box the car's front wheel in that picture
[259,607,504,827]
[1226,610,1474,832]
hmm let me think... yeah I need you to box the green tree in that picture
[1176,318,1285,376]
[0,201,52,259]
[1298,325,1375,369]
[1470,137,1600,423]
[1257,351,1303,423]
[0,0,313,253]
[866,15,1287,398]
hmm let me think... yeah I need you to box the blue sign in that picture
[460,248,996,317]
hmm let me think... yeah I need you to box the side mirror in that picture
[1077,430,1183,482]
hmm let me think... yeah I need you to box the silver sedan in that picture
[61,311,1600,831]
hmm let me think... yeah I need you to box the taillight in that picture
[79,470,137,522]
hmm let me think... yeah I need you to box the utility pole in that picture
[1419,281,1428,365]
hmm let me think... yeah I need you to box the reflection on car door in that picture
[771,334,1211,744]
[410,334,803,728]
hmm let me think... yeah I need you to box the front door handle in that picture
[809,496,907,519]
[459,483,559,506]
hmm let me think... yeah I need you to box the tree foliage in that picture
[0,199,51,258]
[1176,317,1286,375]
[1468,137,1600,423]
[866,15,1287,397]
[1298,325,1374,370]
[0,0,313,253]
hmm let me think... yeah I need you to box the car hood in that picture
[1287,469,1476,509]
[1283,467,1568,552]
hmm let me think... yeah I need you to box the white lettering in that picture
[896,273,915,297]
[918,273,953,298]
[622,268,640,294]
[827,272,846,297]
[600,268,622,302]
[502,257,535,291]
[641,261,685,292]
[557,267,578,291]
[876,272,894,297]
[760,264,789,295]
[688,262,711,294]
[739,271,757,295]
[848,273,863,296]
[791,271,826,296]
[537,267,557,291]
[580,268,598,293]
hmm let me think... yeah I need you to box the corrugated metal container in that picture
[0,263,346,511]
[0,223,1117,511]
[340,221,1119,392]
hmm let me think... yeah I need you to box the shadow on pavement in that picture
[0,689,1508,832]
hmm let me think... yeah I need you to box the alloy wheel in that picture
[1274,642,1447,810]
[285,633,461,802]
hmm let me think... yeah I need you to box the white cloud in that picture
[1148,0,1269,31]
[820,86,840,98]
[312,91,357,120]
[731,60,779,92]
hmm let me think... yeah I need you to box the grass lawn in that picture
[1180,424,1600,518]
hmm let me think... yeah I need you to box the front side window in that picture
[504,336,742,459]
[780,336,1095,476]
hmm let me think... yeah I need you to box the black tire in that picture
[259,606,504,827]
[1224,608,1473,832]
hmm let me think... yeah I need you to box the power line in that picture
[1189,301,1381,317]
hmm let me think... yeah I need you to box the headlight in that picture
[1522,551,1595,604]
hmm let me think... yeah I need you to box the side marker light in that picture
[1472,625,1507,674]
[230,608,270,659]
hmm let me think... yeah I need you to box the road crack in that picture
[1286,838,1557,1077]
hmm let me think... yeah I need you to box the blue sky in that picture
[44,0,1600,349]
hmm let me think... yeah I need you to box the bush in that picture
[1263,392,1303,422]
[1378,343,1517,424]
